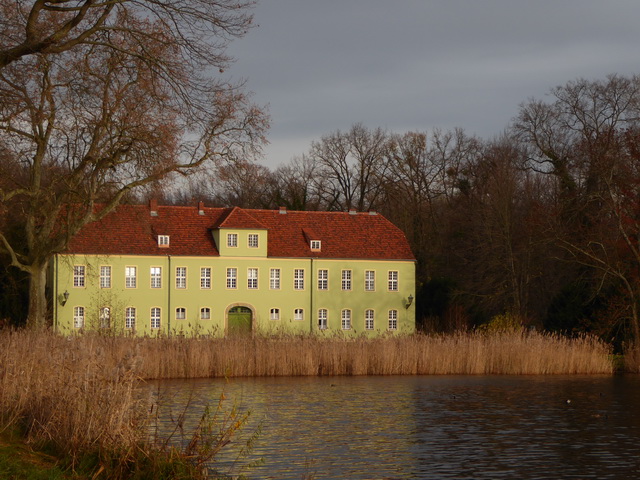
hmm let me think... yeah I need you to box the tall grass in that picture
[135,330,614,377]
[0,329,253,478]
[0,329,614,477]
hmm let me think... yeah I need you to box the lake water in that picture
[148,375,640,479]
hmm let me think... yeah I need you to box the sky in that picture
[226,1,640,169]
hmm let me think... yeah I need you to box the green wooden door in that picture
[228,306,252,335]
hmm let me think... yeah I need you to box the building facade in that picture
[51,202,416,336]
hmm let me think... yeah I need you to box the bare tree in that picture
[515,74,640,341]
[309,123,389,211]
[0,0,268,328]
[267,155,321,210]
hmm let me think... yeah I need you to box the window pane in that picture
[341,270,352,291]
[341,309,351,330]
[248,268,258,289]
[100,266,111,288]
[318,269,328,290]
[200,267,211,289]
[176,267,187,289]
[227,268,237,289]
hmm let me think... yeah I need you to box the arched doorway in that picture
[227,305,253,335]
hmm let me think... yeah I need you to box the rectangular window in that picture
[270,308,280,320]
[270,268,280,290]
[341,309,352,330]
[125,266,137,288]
[294,308,304,321]
[365,309,375,330]
[248,233,259,248]
[150,267,162,289]
[125,307,136,329]
[227,268,237,289]
[388,310,398,330]
[200,267,211,289]
[318,309,328,330]
[317,269,328,290]
[99,307,110,329]
[200,307,211,320]
[341,270,352,291]
[73,265,85,287]
[294,269,305,290]
[158,235,170,247]
[150,307,161,329]
[176,307,186,320]
[248,268,258,289]
[176,267,187,289]
[388,271,399,291]
[73,306,84,328]
[365,270,375,291]
[100,266,111,289]
[227,233,238,247]
[310,240,321,251]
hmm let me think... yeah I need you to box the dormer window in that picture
[158,235,170,247]
[310,240,321,251]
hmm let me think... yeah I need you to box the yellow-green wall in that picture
[52,252,415,337]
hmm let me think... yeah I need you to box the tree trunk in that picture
[26,263,49,329]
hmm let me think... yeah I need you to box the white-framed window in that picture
[200,307,211,320]
[125,307,136,329]
[294,269,305,290]
[310,240,321,251]
[248,233,259,248]
[365,309,375,330]
[317,269,328,290]
[365,270,375,291]
[176,307,186,320]
[158,235,170,247]
[341,270,352,291]
[388,309,398,330]
[73,265,85,287]
[100,266,111,289]
[150,307,161,329]
[150,266,162,288]
[388,271,399,291]
[341,309,352,330]
[200,267,211,289]
[294,308,304,321]
[176,267,187,289]
[227,268,237,289]
[318,309,328,330]
[99,306,110,329]
[247,268,258,289]
[125,266,137,288]
[73,306,85,328]
[270,268,280,290]
[270,308,280,320]
[227,233,238,248]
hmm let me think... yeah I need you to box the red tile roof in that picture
[66,203,415,261]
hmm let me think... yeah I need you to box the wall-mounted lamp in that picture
[59,290,69,306]
[405,294,414,309]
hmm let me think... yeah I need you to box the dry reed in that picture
[0,328,614,476]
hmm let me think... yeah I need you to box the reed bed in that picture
[134,330,614,377]
[0,329,614,476]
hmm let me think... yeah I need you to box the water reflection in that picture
[148,375,640,479]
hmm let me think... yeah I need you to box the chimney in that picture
[368,210,377,215]
[198,201,205,215]
[279,206,287,214]
[348,208,357,215]
[149,198,158,217]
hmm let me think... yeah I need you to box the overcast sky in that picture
[226,1,640,169]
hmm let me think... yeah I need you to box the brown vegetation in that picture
[0,328,616,476]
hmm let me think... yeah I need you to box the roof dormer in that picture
[157,235,170,248]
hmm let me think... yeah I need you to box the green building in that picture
[52,201,416,336]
